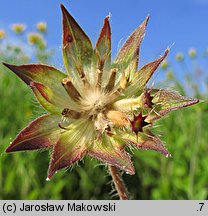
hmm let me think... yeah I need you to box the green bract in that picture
[3,5,199,180]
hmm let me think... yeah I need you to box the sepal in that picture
[88,134,135,175]
[6,114,62,152]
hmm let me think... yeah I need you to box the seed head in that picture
[3,4,199,180]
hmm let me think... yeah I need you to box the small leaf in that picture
[47,120,94,179]
[95,16,111,84]
[96,16,111,65]
[121,131,171,157]
[48,140,86,180]
[88,134,135,175]
[113,16,149,81]
[125,49,169,96]
[3,63,66,87]
[6,114,62,152]
[137,134,171,157]
[146,89,200,122]
[61,4,93,87]
[3,63,79,111]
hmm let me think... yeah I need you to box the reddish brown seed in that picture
[62,77,81,101]
[61,108,82,119]
[104,68,118,92]
[142,89,154,108]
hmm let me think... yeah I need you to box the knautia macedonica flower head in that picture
[3,5,199,180]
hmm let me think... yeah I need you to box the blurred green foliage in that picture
[0,26,207,200]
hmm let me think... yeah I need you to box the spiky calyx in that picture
[3,4,199,180]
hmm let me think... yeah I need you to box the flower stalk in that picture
[109,165,129,200]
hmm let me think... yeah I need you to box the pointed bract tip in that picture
[198,99,204,103]
[2,63,22,74]
[104,15,110,22]
[5,145,12,153]
[194,98,200,103]
[46,177,51,182]
[161,48,170,60]
[127,166,135,175]
[2,62,13,69]
[60,4,68,15]
[5,142,17,153]
[102,16,110,29]
[165,48,170,54]
[2,62,8,67]
[186,97,200,106]
[29,81,34,87]
[60,3,65,10]
[47,169,54,181]
[165,153,172,158]
[145,15,150,25]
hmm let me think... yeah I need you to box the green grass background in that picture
[0,32,207,200]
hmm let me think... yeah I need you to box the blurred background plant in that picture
[0,21,207,200]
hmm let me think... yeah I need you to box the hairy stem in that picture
[108,165,129,200]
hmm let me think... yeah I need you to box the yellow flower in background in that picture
[11,23,26,34]
[175,52,184,62]
[188,48,197,59]
[160,59,169,70]
[36,22,47,33]
[0,30,6,40]
[27,32,46,49]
